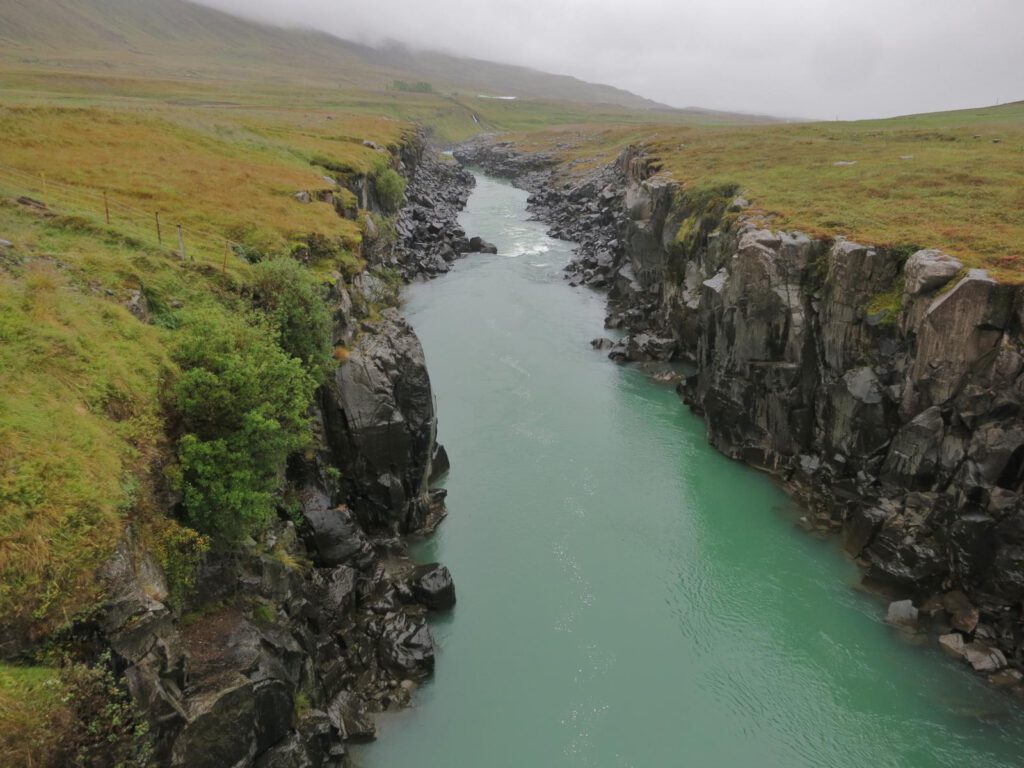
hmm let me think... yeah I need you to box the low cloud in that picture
[195,0,1024,119]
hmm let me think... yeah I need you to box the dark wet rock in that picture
[843,506,890,556]
[386,142,474,280]
[410,563,456,610]
[301,492,372,567]
[468,236,498,254]
[327,691,376,742]
[429,443,451,482]
[376,612,435,677]
[591,337,616,351]
[323,309,441,533]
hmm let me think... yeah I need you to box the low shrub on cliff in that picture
[250,258,334,382]
[374,167,407,213]
[171,311,318,540]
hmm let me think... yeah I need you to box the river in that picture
[358,172,1024,767]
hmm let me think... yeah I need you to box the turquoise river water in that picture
[358,172,1024,767]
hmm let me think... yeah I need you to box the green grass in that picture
[0,214,172,635]
[0,664,65,767]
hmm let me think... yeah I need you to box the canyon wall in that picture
[456,139,1024,688]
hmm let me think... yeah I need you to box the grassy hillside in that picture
[506,102,1024,280]
[0,100,408,638]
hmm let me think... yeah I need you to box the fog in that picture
[196,0,1023,119]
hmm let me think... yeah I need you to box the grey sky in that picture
[196,0,1023,119]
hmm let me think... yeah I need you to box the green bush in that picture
[171,311,317,541]
[374,168,407,213]
[250,258,333,381]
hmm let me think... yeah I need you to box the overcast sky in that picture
[196,0,1023,119]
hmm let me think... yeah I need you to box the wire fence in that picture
[0,163,245,271]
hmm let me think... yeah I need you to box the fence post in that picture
[177,225,186,261]
[41,172,47,198]
[104,191,110,225]
[223,240,229,273]
[155,212,162,245]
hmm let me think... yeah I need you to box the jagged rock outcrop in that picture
[322,308,445,533]
[457,137,1024,692]
[386,140,476,278]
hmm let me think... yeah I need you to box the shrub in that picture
[250,258,333,382]
[374,167,407,213]
[143,518,210,610]
[171,311,317,541]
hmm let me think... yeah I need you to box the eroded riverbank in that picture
[359,172,1024,767]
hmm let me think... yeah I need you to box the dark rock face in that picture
[457,137,1024,690]
[322,308,442,533]
[100,512,449,767]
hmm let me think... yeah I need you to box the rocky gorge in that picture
[455,137,1024,694]
[72,139,476,767]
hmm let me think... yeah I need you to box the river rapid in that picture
[358,172,1024,768]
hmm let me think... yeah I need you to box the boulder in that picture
[938,633,967,658]
[941,591,980,634]
[468,236,498,254]
[410,564,456,610]
[376,613,435,677]
[964,643,1008,673]
[843,506,890,556]
[903,249,963,295]
[886,599,919,627]
[300,486,371,567]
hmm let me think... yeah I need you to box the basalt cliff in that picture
[456,138,1024,691]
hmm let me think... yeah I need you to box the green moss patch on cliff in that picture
[673,182,740,250]
[865,279,906,326]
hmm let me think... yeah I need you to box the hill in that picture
[0,0,672,111]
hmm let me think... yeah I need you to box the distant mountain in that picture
[0,0,670,110]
